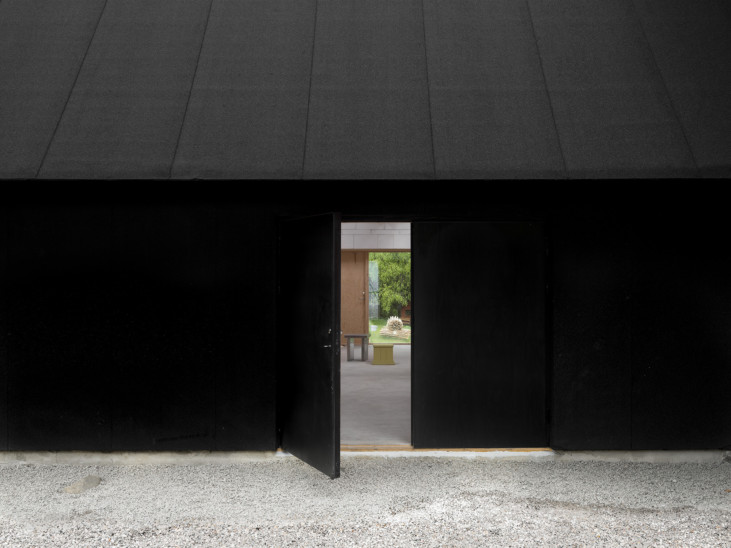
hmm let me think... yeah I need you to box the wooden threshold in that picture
[340,445,552,452]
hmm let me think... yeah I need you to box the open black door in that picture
[412,221,546,448]
[277,213,340,478]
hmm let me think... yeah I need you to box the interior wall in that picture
[341,222,410,250]
[340,222,411,345]
[340,250,368,345]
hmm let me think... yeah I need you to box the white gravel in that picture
[1,456,730,546]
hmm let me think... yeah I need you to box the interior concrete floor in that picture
[340,343,410,446]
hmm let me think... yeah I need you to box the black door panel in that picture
[277,213,340,478]
[412,221,546,448]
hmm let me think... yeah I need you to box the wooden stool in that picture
[372,343,395,365]
[344,333,368,361]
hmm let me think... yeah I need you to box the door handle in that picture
[323,344,332,348]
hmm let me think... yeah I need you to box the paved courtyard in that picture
[1,455,729,546]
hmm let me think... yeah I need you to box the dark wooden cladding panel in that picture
[550,212,632,450]
[3,199,279,452]
[6,204,113,450]
[412,221,546,448]
[2,188,729,454]
[631,216,731,449]
[0,205,8,449]
[212,206,277,450]
[109,203,278,450]
[110,205,218,450]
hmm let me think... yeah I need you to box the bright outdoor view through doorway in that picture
[340,223,411,447]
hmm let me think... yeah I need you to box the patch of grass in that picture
[368,318,411,344]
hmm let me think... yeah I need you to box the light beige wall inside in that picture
[341,222,410,250]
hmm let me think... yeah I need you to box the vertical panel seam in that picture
[108,204,114,451]
[524,0,569,179]
[630,0,701,177]
[212,207,219,450]
[629,219,634,449]
[544,220,552,447]
[301,0,320,179]
[35,0,110,178]
[419,0,436,178]
[412,220,420,448]
[3,208,7,450]
[169,0,216,179]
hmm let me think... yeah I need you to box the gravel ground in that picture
[1,455,730,547]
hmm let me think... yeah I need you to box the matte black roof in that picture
[1,0,729,179]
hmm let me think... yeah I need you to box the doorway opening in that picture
[340,222,411,449]
[278,215,548,477]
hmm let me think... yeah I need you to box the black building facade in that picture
[1,184,729,477]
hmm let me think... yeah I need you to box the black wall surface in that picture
[2,194,277,451]
[6,203,113,450]
[551,198,731,450]
[412,221,546,448]
[629,214,731,449]
[0,204,7,450]
[551,207,633,449]
[1,184,730,452]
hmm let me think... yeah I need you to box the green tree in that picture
[370,252,411,318]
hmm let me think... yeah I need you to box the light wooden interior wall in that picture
[340,250,369,345]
